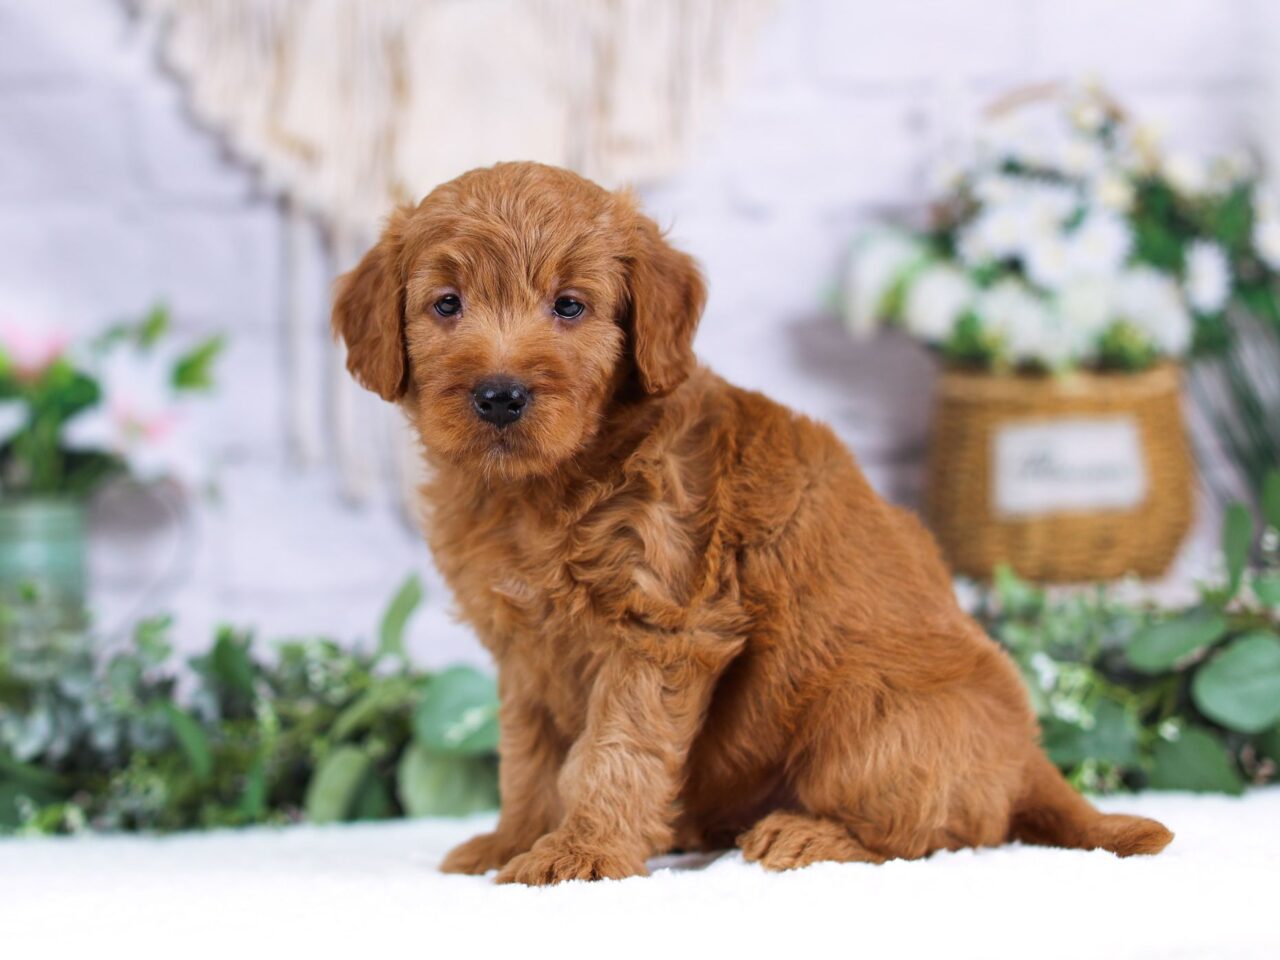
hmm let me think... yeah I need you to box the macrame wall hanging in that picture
[132,0,773,516]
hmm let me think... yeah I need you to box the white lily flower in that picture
[1183,241,1232,314]
[60,346,204,486]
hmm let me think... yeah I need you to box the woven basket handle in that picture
[983,81,1128,123]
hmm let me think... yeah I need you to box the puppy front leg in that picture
[440,678,565,875]
[495,643,725,886]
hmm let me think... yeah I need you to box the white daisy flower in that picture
[1060,137,1106,179]
[1115,266,1193,356]
[1023,231,1072,291]
[1090,170,1135,213]
[1183,240,1231,314]
[958,206,1021,265]
[1065,210,1133,279]
[902,264,975,342]
[841,229,926,337]
[1207,150,1255,193]
[1057,277,1116,351]
[1128,123,1165,174]
[925,155,967,200]
[1069,99,1106,135]
[979,279,1074,366]
[1253,217,1280,270]
[1163,152,1207,196]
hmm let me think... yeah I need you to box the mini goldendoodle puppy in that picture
[332,161,1172,885]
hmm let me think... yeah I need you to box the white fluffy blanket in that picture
[3,790,1276,959]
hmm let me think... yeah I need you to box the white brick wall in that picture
[0,0,1259,663]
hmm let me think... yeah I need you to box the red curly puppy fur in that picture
[332,162,1173,885]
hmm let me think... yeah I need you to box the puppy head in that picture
[332,162,705,480]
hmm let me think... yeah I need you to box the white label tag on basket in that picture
[992,417,1147,517]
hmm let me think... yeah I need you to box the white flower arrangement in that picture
[843,84,1280,372]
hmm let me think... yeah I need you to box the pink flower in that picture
[61,348,204,486]
[0,323,69,381]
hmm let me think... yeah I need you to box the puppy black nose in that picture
[471,378,529,427]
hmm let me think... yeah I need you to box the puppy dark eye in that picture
[434,294,462,318]
[553,297,585,320]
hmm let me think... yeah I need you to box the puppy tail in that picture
[1008,752,1173,857]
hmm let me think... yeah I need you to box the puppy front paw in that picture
[440,831,530,875]
[494,832,646,886]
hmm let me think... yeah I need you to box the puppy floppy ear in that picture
[625,212,707,396]
[331,209,410,402]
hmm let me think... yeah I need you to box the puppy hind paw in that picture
[737,812,885,870]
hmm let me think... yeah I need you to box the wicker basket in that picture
[924,364,1194,582]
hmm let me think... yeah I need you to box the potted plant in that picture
[0,306,221,611]
[843,83,1280,581]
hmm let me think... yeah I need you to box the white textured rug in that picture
[3,790,1276,959]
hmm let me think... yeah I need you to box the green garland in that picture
[977,472,1280,794]
[0,577,498,834]
[2,473,1277,835]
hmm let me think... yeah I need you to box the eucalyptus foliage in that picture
[0,576,498,834]
[980,472,1280,794]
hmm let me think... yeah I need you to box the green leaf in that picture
[331,676,416,742]
[161,704,213,783]
[1149,726,1244,794]
[171,335,225,392]
[0,752,67,793]
[396,744,498,817]
[1256,724,1280,765]
[1255,574,1280,608]
[1264,471,1280,533]
[1222,503,1254,597]
[305,745,372,824]
[351,774,395,821]
[413,666,499,755]
[377,575,423,661]
[1126,611,1228,673]
[237,754,268,820]
[211,629,256,695]
[138,304,170,346]
[994,564,1041,618]
[1207,185,1253,254]
[1041,699,1140,768]
[1191,631,1280,733]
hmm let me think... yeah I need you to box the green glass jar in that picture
[0,497,88,608]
